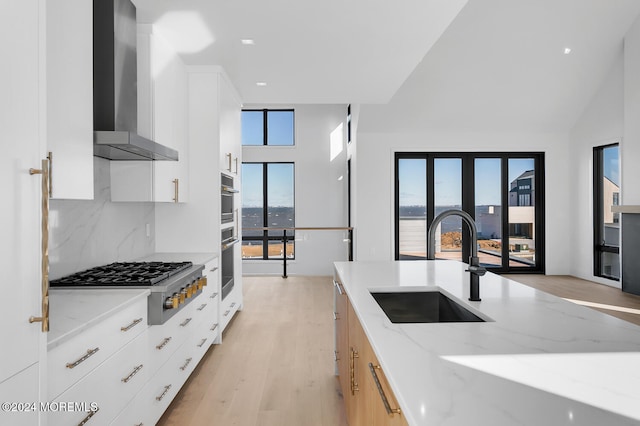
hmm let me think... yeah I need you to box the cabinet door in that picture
[347,299,367,426]
[151,32,189,203]
[46,0,94,200]
[0,0,44,392]
[362,329,408,426]
[334,278,350,399]
[219,73,242,175]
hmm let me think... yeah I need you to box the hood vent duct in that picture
[93,0,178,161]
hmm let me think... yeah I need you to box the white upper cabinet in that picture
[219,75,242,176]
[46,0,94,200]
[111,25,189,203]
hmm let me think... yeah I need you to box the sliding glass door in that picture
[395,152,545,273]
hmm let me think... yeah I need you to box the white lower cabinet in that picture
[48,298,148,401]
[220,285,241,333]
[48,330,148,426]
[0,363,40,426]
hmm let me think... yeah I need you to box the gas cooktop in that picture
[49,261,194,287]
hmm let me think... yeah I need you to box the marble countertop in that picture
[48,289,150,350]
[136,252,218,265]
[334,260,640,426]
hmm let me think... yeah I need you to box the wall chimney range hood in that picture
[93,0,178,161]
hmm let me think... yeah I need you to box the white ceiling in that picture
[131,0,468,104]
[358,0,640,133]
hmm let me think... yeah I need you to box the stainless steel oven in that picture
[221,227,238,300]
[221,173,237,224]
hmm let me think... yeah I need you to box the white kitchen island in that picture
[334,260,640,426]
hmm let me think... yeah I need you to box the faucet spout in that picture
[427,209,486,301]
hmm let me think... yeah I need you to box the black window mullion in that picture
[262,163,269,259]
[426,155,435,232]
[501,157,510,270]
[535,154,545,273]
[461,155,474,263]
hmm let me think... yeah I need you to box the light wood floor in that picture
[158,273,640,426]
[157,275,348,426]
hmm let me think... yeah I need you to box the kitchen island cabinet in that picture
[334,260,640,426]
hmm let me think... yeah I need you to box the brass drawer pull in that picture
[368,363,402,417]
[210,266,219,272]
[156,337,172,350]
[173,178,179,203]
[121,317,143,332]
[78,407,99,426]
[223,310,231,317]
[122,364,144,383]
[349,347,359,395]
[197,303,207,311]
[66,347,99,369]
[230,302,236,308]
[197,338,207,348]
[180,318,192,327]
[156,385,172,401]
[210,323,219,331]
[179,357,193,371]
[210,292,218,299]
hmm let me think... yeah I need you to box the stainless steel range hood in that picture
[93,0,178,161]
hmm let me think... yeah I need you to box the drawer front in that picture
[0,363,39,426]
[122,337,198,426]
[48,299,147,400]
[48,330,148,426]
[147,301,195,374]
[220,287,240,332]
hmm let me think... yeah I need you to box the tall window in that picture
[395,152,545,273]
[242,163,295,260]
[241,109,295,146]
[594,143,620,280]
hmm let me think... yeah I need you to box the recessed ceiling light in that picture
[564,47,572,55]
[241,39,255,45]
[256,82,267,87]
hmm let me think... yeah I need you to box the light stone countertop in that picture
[47,289,150,350]
[136,252,218,265]
[334,260,640,426]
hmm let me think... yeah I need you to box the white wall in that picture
[352,130,571,275]
[242,104,349,276]
[623,16,640,205]
[568,48,624,287]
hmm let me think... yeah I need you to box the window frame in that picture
[394,151,545,274]
[593,143,620,281]
[241,109,295,146]
[242,161,296,260]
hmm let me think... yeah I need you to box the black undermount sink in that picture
[370,291,485,323]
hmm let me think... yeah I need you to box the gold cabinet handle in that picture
[121,317,143,332]
[234,157,238,174]
[28,158,50,332]
[180,318,192,327]
[156,337,172,350]
[122,364,144,383]
[66,347,99,369]
[223,310,231,317]
[230,302,236,308]
[350,347,359,395]
[197,303,207,311]
[172,178,179,203]
[179,357,192,371]
[210,323,219,331]
[78,407,99,425]
[368,363,402,417]
[210,292,218,299]
[197,338,207,348]
[156,385,172,401]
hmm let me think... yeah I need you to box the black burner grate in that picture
[50,261,193,287]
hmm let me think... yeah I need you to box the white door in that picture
[0,0,45,410]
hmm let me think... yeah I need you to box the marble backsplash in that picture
[49,157,155,279]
